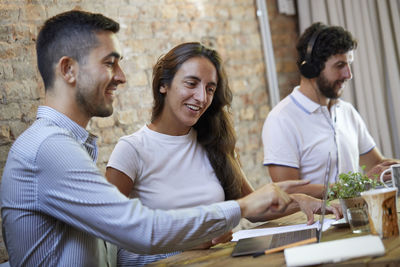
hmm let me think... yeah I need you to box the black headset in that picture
[299,28,324,79]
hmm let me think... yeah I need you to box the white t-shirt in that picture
[107,125,225,209]
[262,86,376,184]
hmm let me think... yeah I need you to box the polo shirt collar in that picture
[290,86,341,114]
[290,86,321,114]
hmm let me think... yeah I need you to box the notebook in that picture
[231,154,332,257]
[284,235,385,266]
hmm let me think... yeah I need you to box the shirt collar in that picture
[290,86,340,114]
[36,106,97,146]
[290,86,320,114]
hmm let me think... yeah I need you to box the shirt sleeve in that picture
[262,113,300,168]
[350,105,376,155]
[36,132,241,254]
[107,138,140,183]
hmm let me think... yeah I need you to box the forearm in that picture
[268,165,324,197]
[39,137,242,255]
[44,186,241,254]
[253,201,301,221]
[142,201,241,254]
[284,184,325,199]
[382,158,400,164]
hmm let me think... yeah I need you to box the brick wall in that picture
[0,0,299,262]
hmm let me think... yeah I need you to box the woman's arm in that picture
[105,167,134,197]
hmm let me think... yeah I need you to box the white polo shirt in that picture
[262,86,375,184]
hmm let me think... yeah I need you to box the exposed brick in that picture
[215,7,230,20]
[99,127,124,145]
[94,116,115,128]
[0,42,15,59]
[131,22,153,39]
[0,125,11,144]
[0,25,12,43]
[20,101,39,123]
[2,62,13,80]
[226,20,241,34]
[4,81,26,101]
[0,103,22,120]
[231,79,248,94]
[8,120,29,139]
[0,144,12,163]
[97,144,114,166]
[12,61,37,80]
[161,5,178,19]
[216,35,235,49]
[20,5,46,23]
[118,5,140,19]
[190,21,213,37]
[239,106,255,121]
[151,21,170,39]
[30,79,44,100]
[169,22,191,39]
[130,70,148,87]
[176,4,198,21]
[117,109,138,126]
[0,5,20,24]
[259,104,270,118]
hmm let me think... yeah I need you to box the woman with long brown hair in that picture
[106,42,340,266]
[106,42,252,266]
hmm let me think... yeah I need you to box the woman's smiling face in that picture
[157,56,218,135]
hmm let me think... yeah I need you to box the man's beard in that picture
[75,83,113,118]
[316,74,345,99]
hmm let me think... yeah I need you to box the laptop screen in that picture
[231,153,332,257]
[318,152,331,241]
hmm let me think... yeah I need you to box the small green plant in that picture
[328,166,382,201]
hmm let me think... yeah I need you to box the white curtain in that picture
[297,0,400,159]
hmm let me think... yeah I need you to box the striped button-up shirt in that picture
[0,106,241,267]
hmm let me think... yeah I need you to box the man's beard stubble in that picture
[316,74,344,99]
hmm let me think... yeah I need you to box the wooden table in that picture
[147,212,400,267]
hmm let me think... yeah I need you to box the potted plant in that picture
[328,167,382,222]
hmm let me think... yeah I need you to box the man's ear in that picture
[58,56,78,84]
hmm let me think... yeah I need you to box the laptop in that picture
[231,154,332,257]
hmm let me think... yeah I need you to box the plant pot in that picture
[339,196,367,223]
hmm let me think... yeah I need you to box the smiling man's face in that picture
[75,31,126,118]
[317,50,353,99]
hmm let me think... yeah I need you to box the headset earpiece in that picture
[300,61,320,79]
[299,28,324,79]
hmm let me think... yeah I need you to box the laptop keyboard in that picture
[270,229,314,248]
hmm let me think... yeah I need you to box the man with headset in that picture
[262,22,399,198]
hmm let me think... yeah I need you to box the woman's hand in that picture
[290,193,342,225]
[189,231,233,250]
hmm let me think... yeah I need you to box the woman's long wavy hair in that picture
[151,42,244,200]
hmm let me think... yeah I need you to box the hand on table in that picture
[366,161,399,181]
[191,231,233,249]
[290,193,342,225]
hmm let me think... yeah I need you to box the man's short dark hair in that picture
[36,10,120,90]
[296,22,357,75]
